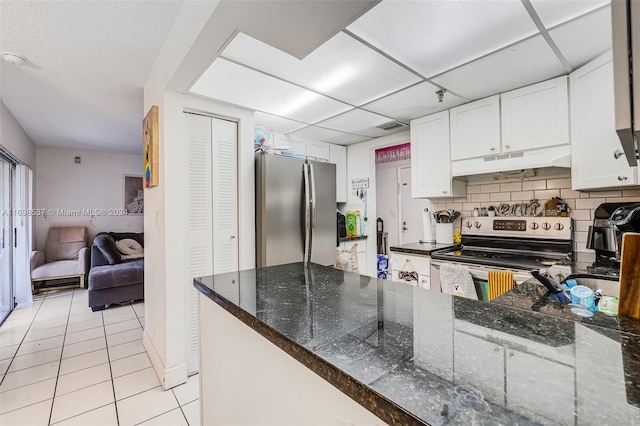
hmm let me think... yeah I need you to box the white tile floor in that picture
[0,289,200,425]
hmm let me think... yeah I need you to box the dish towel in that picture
[440,263,478,300]
[59,227,86,243]
[488,270,514,300]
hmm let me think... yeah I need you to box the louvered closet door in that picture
[211,118,238,274]
[184,113,238,374]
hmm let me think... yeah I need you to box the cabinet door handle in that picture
[442,190,448,194]
[505,144,511,149]
[614,149,624,159]
[490,146,496,151]
[618,175,628,181]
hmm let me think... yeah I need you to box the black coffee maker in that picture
[587,202,640,265]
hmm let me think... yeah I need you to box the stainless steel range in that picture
[430,217,573,291]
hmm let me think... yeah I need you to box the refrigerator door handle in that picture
[309,162,317,263]
[303,163,311,265]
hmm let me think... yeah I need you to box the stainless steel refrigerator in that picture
[256,153,336,267]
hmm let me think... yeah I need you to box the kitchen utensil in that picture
[530,269,570,304]
[618,233,640,318]
[438,210,453,223]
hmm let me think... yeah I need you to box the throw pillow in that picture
[115,238,144,260]
[93,233,121,265]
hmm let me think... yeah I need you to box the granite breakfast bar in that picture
[194,263,640,425]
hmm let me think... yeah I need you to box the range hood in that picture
[612,0,640,166]
[451,145,571,177]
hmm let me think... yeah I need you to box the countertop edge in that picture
[339,235,368,242]
[389,244,460,256]
[193,279,427,426]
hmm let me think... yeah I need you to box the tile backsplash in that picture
[429,173,640,260]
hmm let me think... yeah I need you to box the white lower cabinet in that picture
[506,349,575,425]
[453,331,505,406]
[389,252,430,289]
[454,320,576,424]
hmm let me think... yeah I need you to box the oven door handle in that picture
[431,261,532,284]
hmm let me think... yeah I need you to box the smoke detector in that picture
[376,121,408,131]
[2,52,26,66]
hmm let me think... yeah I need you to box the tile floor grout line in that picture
[132,404,182,426]
[3,346,63,374]
[48,401,114,426]
[103,301,121,426]
[47,288,76,426]
[0,292,47,388]
[57,358,110,378]
[51,377,113,398]
[0,397,54,417]
[115,383,162,403]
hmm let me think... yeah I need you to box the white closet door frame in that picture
[13,165,33,306]
[184,111,239,375]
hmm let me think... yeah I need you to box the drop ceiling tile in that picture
[254,111,307,134]
[363,82,467,121]
[549,6,611,70]
[530,0,609,28]
[189,58,351,124]
[287,126,370,145]
[347,0,538,78]
[221,32,420,106]
[315,109,397,138]
[431,35,566,101]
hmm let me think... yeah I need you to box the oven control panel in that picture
[493,220,527,231]
[462,217,573,240]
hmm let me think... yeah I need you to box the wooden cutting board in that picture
[619,233,640,319]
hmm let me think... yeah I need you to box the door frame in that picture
[0,154,16,324]
[397,165,411,245]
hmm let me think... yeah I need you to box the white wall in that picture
[142,0,222,390]
[142,86,255,389]
[346,131,410,275]
[34,146,143,249]
[1,100,35,169]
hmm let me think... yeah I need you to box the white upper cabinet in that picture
[329,144,347,203]
[501,76,570,152]
[450,95,501,160]
[306,139,331,161]
[570,51,638,190]
[410,111,466,198]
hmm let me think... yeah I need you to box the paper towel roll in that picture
[422,208,435,243]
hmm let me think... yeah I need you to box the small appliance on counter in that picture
[586,202,640,270]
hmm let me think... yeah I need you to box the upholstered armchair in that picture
[31,226,90,291]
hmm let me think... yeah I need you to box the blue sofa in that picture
[88,232,144,311]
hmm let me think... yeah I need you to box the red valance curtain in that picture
[375,142,410,164]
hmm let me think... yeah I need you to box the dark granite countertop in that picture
[195,263,640,426]
[339,235,368,242]
[389,242,459,256]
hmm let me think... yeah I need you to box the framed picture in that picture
[124,175,144,214]
[143,105,159,188]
